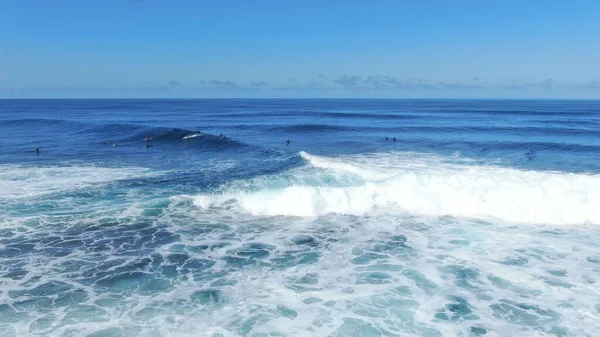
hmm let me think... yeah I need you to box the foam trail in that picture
[299,151,390,180]
[195,152,600,224]
[183,132,201,140]
[0,165,152,199]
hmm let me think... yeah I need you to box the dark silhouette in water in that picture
[385,137,389,141]
[34,147,40,154]
[144,136,153,148]
[285,140,290,145]
[393,137,397,142]
[525,150,536,161]
[220,134,225,139]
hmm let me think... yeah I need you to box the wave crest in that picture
[193,152,600,225]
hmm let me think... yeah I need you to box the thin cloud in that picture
[6,78,600,97]
[572,80,600,90]
[333,75,483,92]
[208,80,239,89]
[333,75,365,90]
[250,81,269,87]
[496,78,555,90]
[538,78,554,90]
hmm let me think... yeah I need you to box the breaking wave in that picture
[194,151,600,225]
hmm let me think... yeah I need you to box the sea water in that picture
[0,99,599,336]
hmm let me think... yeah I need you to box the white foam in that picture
[299,151,390,181]
[161,202,600,336]
[194,152,600,225]
[183,133,202,140]
[4,155,599,336]
[0,165,153,199]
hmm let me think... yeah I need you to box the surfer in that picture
[220,134,225,139]
[393,137,397,142]
[144,136,153,148]
[385,137,389,141]
[525,150,535,161]
[285,140,290,145]
[34,147,40,154]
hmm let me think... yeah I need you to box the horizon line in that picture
[1,97,600,101]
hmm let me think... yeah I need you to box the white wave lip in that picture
[183,133,201,140]
[0,165,152,199]
[194,152,600,225]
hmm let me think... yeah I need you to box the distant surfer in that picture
[220,134,225,139]
[393,137,397,142]
[385,137,389,141]
[525,150,535,161]
[34,147,40,154]
[285,140,290,145]
[144,136,153,148]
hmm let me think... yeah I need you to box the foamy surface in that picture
[1,151,599,336]
[2,99,600,337]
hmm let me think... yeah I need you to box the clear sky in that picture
[1,0,600,98]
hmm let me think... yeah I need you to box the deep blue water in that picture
[1,99,599,336]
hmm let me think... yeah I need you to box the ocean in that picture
[0,99,599,337]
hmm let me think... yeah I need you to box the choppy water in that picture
[1,99,599,337]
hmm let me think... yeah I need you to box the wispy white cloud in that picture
[3,75,599,98]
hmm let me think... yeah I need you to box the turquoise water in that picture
[1,99,599,336]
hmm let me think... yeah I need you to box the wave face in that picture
[1,99,600,337]
[0,117,246,155]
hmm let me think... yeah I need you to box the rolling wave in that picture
[126,127,248,151]
[0,117,251,151]
[193,151,600,225]
[265,123,356,133]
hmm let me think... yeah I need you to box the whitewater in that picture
[1,99,599,337]
[195,151,600,224]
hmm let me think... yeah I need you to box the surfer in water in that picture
[220,134,225,139]
[285,140,290,145]
[144,136,153,148]
[525,150,536,161]
[393,137,397,142]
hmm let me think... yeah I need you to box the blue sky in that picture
[1,0,599,98]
